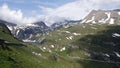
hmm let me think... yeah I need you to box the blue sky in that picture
[0,0,75,16]
[0,0,120,25]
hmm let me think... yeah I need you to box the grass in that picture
[39,23,120,67]
[0,22,119,68]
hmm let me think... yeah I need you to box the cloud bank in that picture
[0,4,37,25]
[40,0,120,20]
[0,0,120,26]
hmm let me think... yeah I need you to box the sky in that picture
[0,0,120,26]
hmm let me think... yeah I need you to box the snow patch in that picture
[32,52,42,56]
[38,53,42,56]
[118,12,120,15]
[99,12,111,23]
[29,34,33,39]
[92,21,96,24]
[32,51,35,54]
[105,12,111,22]
[64,25,69,28]
[66,37,69,40]
[51,45,54,48]
[114,52,120,57]
[43,47,46,50]
[23,39,36,42]
[81,19,86,23]
[32,51,42,56]
[109,18,114,24]
[65,31,70,33]
[61,30,71,33]
[16,30,19,35]
[86,16,95,23]
[104,54,110,57]
[66,36,73,40]
[99,19,106,23]
[84,52,90,56]
[73,33,81,36]
[48,50,52,53]
[60,47,66,51]
[58,38,61,40]
[26,23,38,27]
[7,26,13,31]
[69,36,73,40]
[83,26,86,28]
[112,33,120,37]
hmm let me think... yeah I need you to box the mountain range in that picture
[0,19,80,42]
[0,9,120,68]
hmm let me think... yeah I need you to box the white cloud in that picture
[90,0,120,6]
[34,1,57,7]
[38,6,54,14]
[39,0,120,26]
[0,4,37,25]
[0,0,120,26]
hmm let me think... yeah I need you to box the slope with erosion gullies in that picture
[0,21,105,68]
[74,25,120,62]
[0,23,65,68]
[40,23,120,68]
[0,22,18,42]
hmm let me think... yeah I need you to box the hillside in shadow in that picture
[73,25,120,68]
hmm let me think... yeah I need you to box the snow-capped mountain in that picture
[0,19,17,31]
[0,19,81,42]
[0,19,17,36]
[2,9,120,42]
[51,20,81,29]
[12,21,50,41]
[0,19,16,26]
[0,19,50,42]
[81,9,120,24]
[14,20,81,42]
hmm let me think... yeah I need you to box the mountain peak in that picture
[81,9,120,25]
[0,19,17,26]
[33,21,47,27]
[113,9,120,11]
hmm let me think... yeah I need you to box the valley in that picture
[0,9,120,68]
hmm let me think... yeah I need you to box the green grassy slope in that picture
[0,23,18,42]
[40,23,120,68]
[0,22,119,68]
[0,23,76,68]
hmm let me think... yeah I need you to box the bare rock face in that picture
[0,19,50,41]
[81,9,120,25]
[12,21,50,41]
